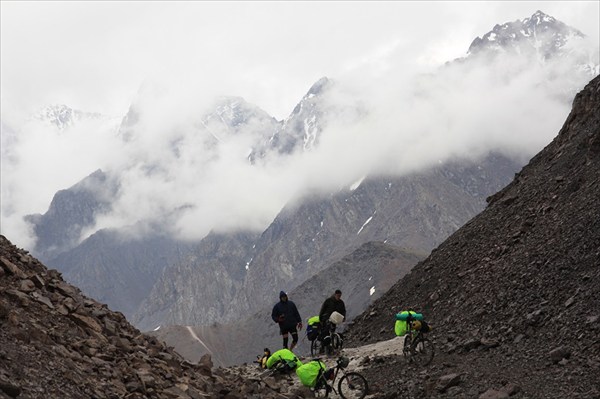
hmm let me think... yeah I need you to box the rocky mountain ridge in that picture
[468,10,584,59]
[25,170,118,262]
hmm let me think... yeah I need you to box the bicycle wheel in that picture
[402,334,413,357]
[338,372,368,399]
[311,339,323,357]
[314,375,332,398]
[332,333,343,350]
[411,337,434,366]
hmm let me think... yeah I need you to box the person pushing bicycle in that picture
[318,290,346,350]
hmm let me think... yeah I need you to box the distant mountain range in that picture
[0,51,596,399]
[16,10,599,353]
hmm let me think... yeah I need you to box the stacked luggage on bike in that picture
[395,310,432,336]
[296,360,329,388]
[395,309,435,366]
[299,356,368,398]
[394,310,423,336]
[308,311,345,356]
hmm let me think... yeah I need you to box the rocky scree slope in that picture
[344,75,600,398]
[0,235,308,399]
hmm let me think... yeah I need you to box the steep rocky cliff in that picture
[345,75,600,398]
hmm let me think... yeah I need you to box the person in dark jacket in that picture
[319,289,346,323]
[271,291,302,350]
[318,289,346,346]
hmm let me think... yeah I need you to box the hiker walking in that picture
[271,291,302,350]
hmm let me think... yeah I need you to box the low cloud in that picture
[1,4,598,250]
[96,44,596,244]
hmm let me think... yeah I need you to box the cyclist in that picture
[271,291,302,351]
[318,289,346,351]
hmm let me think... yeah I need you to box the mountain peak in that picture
[34,104,77,129]
[306,76,331,97]
[33,104,103,130]
[530,10,554,21]
[275,77,333,153]
[467,10,584,59]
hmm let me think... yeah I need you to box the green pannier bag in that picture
[394,310,423,336]
[395,320,408,336]
[266,348,303,370]
[296,360,327,387]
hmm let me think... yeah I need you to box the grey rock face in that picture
[231,153,521,322]
[133,231,259,330]
[132,152,519,330]
[48,229,193,319]
[25,169,118,262]
[273,76,331,153]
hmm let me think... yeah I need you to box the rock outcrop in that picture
[0,235,307,399]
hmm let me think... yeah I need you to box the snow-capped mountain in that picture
[203,96,278,131]
[118,94,280,163]
[270,77,365,155]
[198,96,280,162]
[271,77,331,153]
[468,10,584,60]
[22,10,598,334]
[33,104,106,130]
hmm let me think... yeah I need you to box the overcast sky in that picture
[1,1,599,249]
[2,1,598,119]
